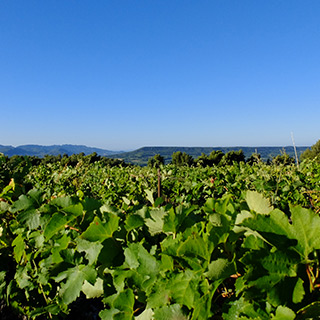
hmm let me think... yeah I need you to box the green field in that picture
[1,154,320,319]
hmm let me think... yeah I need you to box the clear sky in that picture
[1,1,319,151]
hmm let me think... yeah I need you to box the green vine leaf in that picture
[245,191,273,215]
[81,215,119,242]
[44,212,68,240]
[82,277,104,299]
[76,238,103,265]
[12,234,25,263]
[58,265,97,305]
[292,278,305,304]
[153,304,188,320]
[272,306,295,319]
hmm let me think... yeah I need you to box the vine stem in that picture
[32,260,52,319]
[306,264,315,291]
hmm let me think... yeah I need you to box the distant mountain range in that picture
[0,144,309,165]
[0,144,121,157]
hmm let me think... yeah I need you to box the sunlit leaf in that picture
[145,208,166,236]
[82,277,104,299]
[12,234,25,263]
[76,238,103,265]
[272,306,295,319]
[245,190,273,214]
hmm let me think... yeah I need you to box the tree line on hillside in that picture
[148,140,320,167]
[147,140,320,168]
[147,149,297,168]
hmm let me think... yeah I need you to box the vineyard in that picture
[1,154,320,319]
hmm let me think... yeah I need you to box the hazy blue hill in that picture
[0,145,14,154]
[109,146,309,166]
[0,144,121,157]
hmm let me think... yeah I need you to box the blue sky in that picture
[1,1,319,150]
